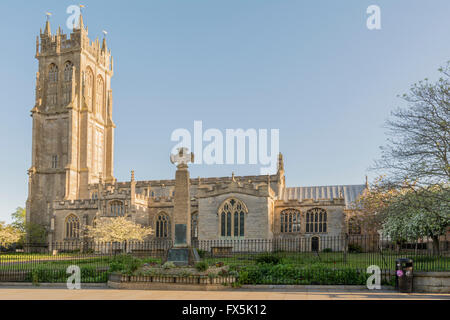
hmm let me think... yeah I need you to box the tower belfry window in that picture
[64,62,73,81]
[48,64,58,82]
[47,64,58,107]
[85,68,94,110]
[96,76,104,119]
[63,62,73,104]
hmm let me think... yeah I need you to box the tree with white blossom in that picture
[86,216,153,242]
[381,185,449,254]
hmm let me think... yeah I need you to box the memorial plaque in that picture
[175,224,187,246]
[167,248,189,266]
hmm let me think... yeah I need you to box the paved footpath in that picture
[0,286,449,300]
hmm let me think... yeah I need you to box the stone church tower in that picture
[24,14,366,246]
[26,16,115,232]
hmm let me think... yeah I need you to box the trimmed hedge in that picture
[25,266,108,283]
[236,264,369,285]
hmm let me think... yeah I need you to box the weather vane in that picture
[102,30,108,37]
[45,12,52,20]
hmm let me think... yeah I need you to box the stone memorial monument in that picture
[166,147,200,266]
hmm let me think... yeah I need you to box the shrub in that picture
[348,243,363,253]
[197,249,207,258]
[162,261,176,269]
[236,264,369,286]
[218,269,229,277]
[179,270,192,277]
[322,248,332,253]
[195,261,209,272]
[125,258,141,275]
[255,254,281,265]
[26,265,108,283]
[108,254,143,275]
[108,260,123,273]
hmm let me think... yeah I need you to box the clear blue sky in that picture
[0,0,449,223]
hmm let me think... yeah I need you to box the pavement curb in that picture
[241,284,395,291]
[0,282,395,292]
[0,282,108,288]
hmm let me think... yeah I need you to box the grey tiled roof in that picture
[280,184,366,209]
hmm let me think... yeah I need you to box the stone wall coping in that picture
[414,271,450,277]
[275,198,346,206]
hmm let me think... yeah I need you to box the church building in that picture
[26,16,367,251]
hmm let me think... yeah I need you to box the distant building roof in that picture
[280,184,366,209]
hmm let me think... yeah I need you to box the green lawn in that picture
[0,252,83,262]
[0,251,448,284]
[203,252,450,271]
[0,255,111,270]
[1,251,448,272]
[0,254,162,283]
[0,255,162,270]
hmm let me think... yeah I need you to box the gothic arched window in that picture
[96,76,104,118]
[47,64,58,107]
[306,208,327,233]
[63,61,73,104]
[48,64,58,82]
[65,214,80,239]
[218,198,247,238]
[64,61,73,81]
[280,209,301,233]
[85,68,94,109]
[156,213,170,238]
[109,201,124,217]
[191,212,198,240]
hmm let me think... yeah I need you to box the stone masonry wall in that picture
[198,193,271,240]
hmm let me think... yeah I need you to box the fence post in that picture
[343,234,348,263]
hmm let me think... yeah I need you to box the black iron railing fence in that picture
[194,235,449,273]
[0,235,448,283]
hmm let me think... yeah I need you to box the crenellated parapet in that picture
[149,197,174,210]
[84,169,282,212]
[87,173,279,197]
[104,188,130,197]
[37,16,113,73]
[53,198,99,210]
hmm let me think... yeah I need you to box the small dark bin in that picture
[396,258,413,293]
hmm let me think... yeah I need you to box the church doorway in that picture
[311,236,319,252]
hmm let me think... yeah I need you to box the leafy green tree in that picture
[11,207,26,233]
[0,221,23,246]
[10,207,47,244]
[25,223,47,244]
